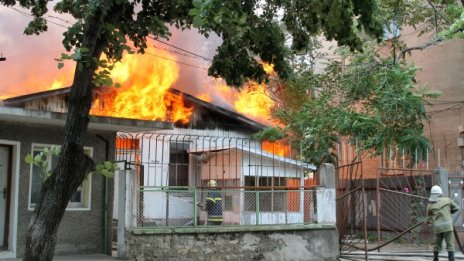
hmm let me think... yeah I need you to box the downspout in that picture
[97,134,110,255]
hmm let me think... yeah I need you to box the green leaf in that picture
[25,154,34,164]
[192,0,202,8]
[101,77,113,87]
[188,8,200,16]
[193,16,203,28]
[104,161,113,169]
[34,154,43,162]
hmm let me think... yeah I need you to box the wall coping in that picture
[129,224,336,235]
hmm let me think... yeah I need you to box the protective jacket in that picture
[206,190,223,222]
[427,196,459,234]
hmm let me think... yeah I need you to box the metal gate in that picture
[336,161,368,260]
[448,162,464,252]
[337,164,435,260]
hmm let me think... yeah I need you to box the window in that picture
[224,195,234,211]
[29,144,92,210]
[168,142,189,186]
[244,176,287,212]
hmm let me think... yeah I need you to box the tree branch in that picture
[396,24,464,61]
[424,0,450,24]
[396,37,443,61]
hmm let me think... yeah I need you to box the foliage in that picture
[379,0,462,37]
[189,0,383,86]
[440,9,464,39]
[253,0,464,166]
[252,127,285,142]
[95,161,120,178]
[257,47,439,166]
[25,147,119,179]
[25,146,61,179]
[377,0,464,61]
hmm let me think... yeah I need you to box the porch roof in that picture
[188,145,317,171]
[0,106,173,132]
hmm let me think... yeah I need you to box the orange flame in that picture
[234,83,274,123]
[90,48,193,123]
[116,138,140,150]
[230,63,276,125]
[261,141,290,157]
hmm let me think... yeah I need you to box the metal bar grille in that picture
[115,131,316,189]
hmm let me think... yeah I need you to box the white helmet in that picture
[431,185,443,195]
[207,180,217,187]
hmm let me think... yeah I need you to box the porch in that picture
[113,131,338,260]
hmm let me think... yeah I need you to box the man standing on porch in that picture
[427,185,459,261]
[206,180,223,225]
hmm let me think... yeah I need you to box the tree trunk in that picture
[23,11,107,261]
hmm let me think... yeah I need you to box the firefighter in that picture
[427,185,459,261]
[206,180,223,225]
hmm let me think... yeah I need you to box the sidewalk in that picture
[340,250,464,261]
[2,254,120,261]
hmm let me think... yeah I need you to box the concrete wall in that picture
[123,164,337,261]
[0,120,115,257]
[127,225,338,261]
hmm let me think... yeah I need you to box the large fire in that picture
[2,41,277,126]
[90,48,193,123]
[216,63,276,125]
[234,83,274,123]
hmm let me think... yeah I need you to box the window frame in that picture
[28,143,93,211]
[243,176,288,212]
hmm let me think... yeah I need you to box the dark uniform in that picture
[206,190,223,225]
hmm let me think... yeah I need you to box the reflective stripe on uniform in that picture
[208,217,224,221]
[206,197,216,203]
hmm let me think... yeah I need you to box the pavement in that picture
[340,250,464,260]
[1,254,120,261]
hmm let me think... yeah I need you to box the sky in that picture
[0,5,76,98]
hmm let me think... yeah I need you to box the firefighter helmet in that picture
[431,185,443,195]
[207,180,217,187]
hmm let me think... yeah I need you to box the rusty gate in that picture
[337,163,435,260]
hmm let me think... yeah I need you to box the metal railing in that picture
[134,186,316,227]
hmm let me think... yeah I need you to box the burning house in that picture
[0,49,325,259]
[0,79,317,257]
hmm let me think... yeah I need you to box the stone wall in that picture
[127,225,338,261]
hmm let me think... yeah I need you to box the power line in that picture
[427,104,464,115]
[10,7,69,29]
[430,100,464,105]
[44,14,74,25]
[141,49,208,71]
[148,35,213,62]
[152,44,212,64]
[7,7,209,71]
